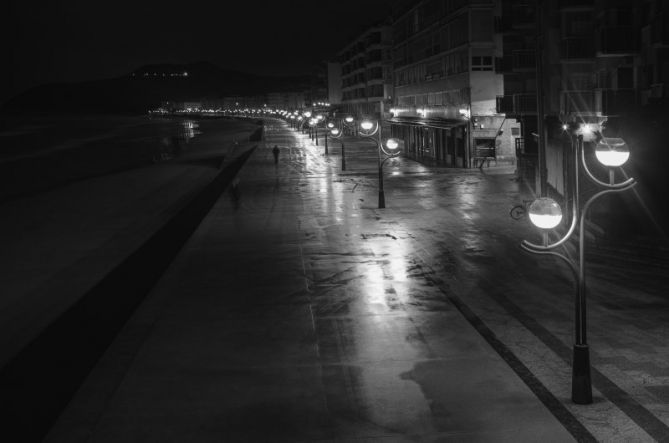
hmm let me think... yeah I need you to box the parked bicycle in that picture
[510,200,534,220]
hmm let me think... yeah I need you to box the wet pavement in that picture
[47,120,668,442]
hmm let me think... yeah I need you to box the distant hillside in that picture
[2,62,311,114]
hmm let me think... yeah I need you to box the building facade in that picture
[327,62,343,106]
[390,0,519,168]
[338,24,394,120]
[497,0,669,217]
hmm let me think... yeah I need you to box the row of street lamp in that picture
[236,107,636,406]
[523,123,635,405]
[279,110,402,209]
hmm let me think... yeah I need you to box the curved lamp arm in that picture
[520,244,579,281]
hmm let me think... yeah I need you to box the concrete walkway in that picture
[46,120,581,442]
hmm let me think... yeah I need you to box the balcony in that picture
[495,51,535,73]
[512,50,536,70]
[651,11,669,46]
[561,90,597,116]
[560,37,595,60]
[558,0,594,10]
[495,56,513,73]
[596,27,639,56]
[496,93,537,115]
[511,4,536,28]
[494,16,513,33]
[596,89,636,116]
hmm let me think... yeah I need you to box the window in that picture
[472,56,493,71]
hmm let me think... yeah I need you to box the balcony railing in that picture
[495,56,512,73]
[651,11,669,46]
[597,89,636,116]
[511,4,536,27]
[558,0,594,9]
[561,90,597,115]
[512,50,536,70]
[496,93,537,115]
[597,26,639,56]
[560,37,595,59]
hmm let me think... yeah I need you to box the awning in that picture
[385,117,467,130]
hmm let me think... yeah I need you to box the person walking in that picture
[272,145,280,165]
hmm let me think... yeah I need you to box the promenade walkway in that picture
[46,120,667,442]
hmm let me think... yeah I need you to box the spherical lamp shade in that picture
[304,111,312,118]
[528,198,563,230]
[316,114,324,121]
[330,128,340,136]
[382,138,402,156]
[360,120,374,131]
[595,137,630,167]
[345,116,354,123]
[327,122,334,128]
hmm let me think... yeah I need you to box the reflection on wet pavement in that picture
[48,119,667,442]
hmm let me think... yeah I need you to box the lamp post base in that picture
[572,344,593,404]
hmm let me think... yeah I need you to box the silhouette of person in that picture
[230,177,240,209]
[272,145,280,164]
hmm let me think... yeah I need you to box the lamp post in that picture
[359,119,402,209]
[308,118,318,144]
[314,114,329,154]
[344,115,356,136]
[329,122,347,171]
[303,111,312,136]
[521,124,636,405]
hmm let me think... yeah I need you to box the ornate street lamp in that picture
[358,119,402,209]
[328,122,347,170]
[521,124,636,405]
[308,118,318,143]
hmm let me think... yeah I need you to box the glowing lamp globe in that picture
[327,122,334,128]
[345,116,354,123]
[528,198,563,230]
[382,138,402,156]
[595,138,630,167]
[330,128,340,136]
[304,111,312,118]
[316,114,324,121]
[360,120,374,131]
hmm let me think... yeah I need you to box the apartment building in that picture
[498,0,669,207]
[389,0,519,168]
[338,24,394,120]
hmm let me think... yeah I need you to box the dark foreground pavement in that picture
[46,120,668,442]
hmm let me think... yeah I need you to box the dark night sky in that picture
[3,0,392,105]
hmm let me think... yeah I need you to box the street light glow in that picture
[330,128,340,136]
[528,198,563,230]
[345,116,354,123]
[385,138,399,151]
[360,120,374,131]
[595,138,630,167]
